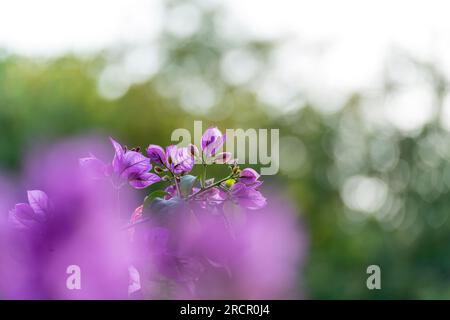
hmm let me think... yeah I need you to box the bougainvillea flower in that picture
[80,138,160,189]
[110,138,161,189]
[166,145,195,174]
[9,190,50,230]
[201,127,226,158]
[147,144,195,174]
[129,215,205,298]
[184,199,307,299]
[239,168,262,188]
[146,144,167,165]
[130,196,306,299]
[78,153,108,180]
[230,182,266,210]
[164,185,200,199]
[1,138,135,299]
[164,184,177,199]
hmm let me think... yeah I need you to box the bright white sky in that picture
[1,0,449,58]
[2,0,450,131]
[0,0,162,55]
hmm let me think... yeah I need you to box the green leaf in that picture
[143,190,168,208]
[179,175,197,197]
[150,196,184,215]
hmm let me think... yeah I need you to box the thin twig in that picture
[187,175,232,200]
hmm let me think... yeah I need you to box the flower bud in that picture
[154,166,164,174]
[239,168,260,186]
[214,152,233,164]
[224,178,236,189]
[201,127,225,157]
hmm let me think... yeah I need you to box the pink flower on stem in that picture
[80,137,161,189]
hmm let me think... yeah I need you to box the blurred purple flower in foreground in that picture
[9,190,51,230]
[0,137,135,299]
[0,176,16,300]
[229,182,267,210]
[130,196,306,299]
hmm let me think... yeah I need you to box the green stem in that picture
[202,164,207,188]
[160,161,181,197]
[200,153,206,188]
[171,172,181,197]
[188,174,233,200]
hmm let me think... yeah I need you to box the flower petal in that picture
[204,135,225,158]
[27,190,50,222]
[231,182,266,210]
[120,151,152,179]
[166,145,194,174]
[164,185,178,199]
[110,137,125,173]
[79,155,106,179]
[9,203,41,229]
[201,127,222,150]
[110,137,124,157]
[239,168,260,186]
[12,203,35,221]
[129,172,161,189]
[147,144,167,165]
[201,127,225,157]
[214,152,233,164]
